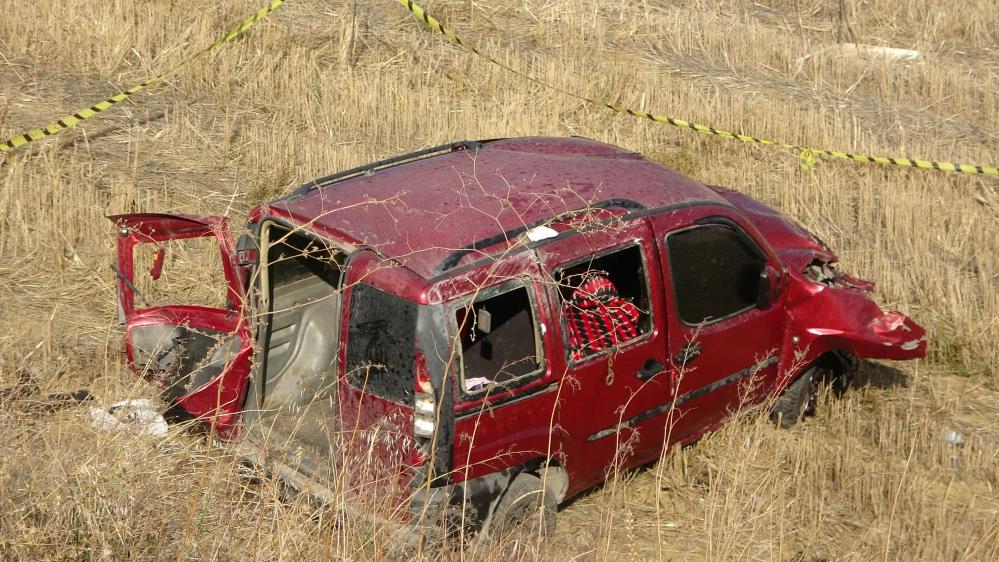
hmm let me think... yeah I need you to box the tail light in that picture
[413,350,436,439]
[235,233,259,267]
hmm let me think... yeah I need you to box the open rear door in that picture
[109,213,252,437]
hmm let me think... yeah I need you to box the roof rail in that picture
[436,198,646,273]
[286,140,485,199]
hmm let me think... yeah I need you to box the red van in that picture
[110,137,925,543]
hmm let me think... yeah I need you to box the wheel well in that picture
[521,458,569,504]
[815,350,854,376]
[810,350,856,397]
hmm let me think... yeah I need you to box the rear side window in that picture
[455,286,543,394]
[667,225,765,324]
[345,283,417,404]
[555,244,651,361]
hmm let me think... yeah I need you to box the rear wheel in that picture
[770,365,823,428]
[483,473,557,554]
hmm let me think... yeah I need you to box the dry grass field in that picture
[1,0,997,560]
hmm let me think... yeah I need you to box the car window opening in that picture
[257,223,346,453]
[667,224,765,325]
[556,245,650,361]
[456,286,542,394]
[132,235,230,310]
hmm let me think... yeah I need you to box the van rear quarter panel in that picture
[337,251,422,504]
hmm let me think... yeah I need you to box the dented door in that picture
[109,213,252,436]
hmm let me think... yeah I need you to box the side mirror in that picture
[756,265,779,309]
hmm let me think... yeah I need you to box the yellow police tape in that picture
[395,0,997,176]
[0,0,284,155]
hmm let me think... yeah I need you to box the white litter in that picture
[795,44,919,71]
[89,399,169,438]
[464,377,493,391]
[943,429,966,447]
[526,225,558,242]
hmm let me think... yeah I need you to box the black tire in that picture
[485,473,557,552]
[770,366,822,428]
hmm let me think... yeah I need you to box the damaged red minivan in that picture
[110,137,925,543]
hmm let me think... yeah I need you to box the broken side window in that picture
[667,224,765,324]
[455,285,543,394]
[345,284,417,404]
[554,244,651,361]
[125,235,239,399]
[132,236,230,309]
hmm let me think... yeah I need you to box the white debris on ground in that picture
[943,429,967,447]
[795,43,920,72]
[89,399,168,438]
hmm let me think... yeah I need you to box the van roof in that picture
[265,136,729,279]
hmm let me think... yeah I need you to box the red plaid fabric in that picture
[563,276,641,360]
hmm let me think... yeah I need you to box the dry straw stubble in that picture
[1,0,997,560]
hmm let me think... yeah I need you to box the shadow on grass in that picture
[846,359,909,391]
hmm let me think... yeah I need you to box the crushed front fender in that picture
[783,259,926,367]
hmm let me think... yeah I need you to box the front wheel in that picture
[770,365,823,428]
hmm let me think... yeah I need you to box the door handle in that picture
[673,342,702,366]
[636,358,665,381]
